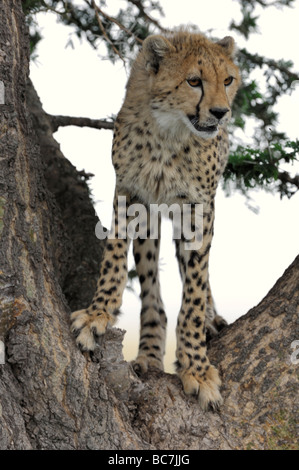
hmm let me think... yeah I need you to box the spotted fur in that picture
[71,30,240,410]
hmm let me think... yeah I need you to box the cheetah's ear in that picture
[143,35,175,73]
[216,36,237,59]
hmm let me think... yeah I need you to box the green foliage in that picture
[229,0,297,39]
[22,0,160,61]
[22,0,43,14]
[236,48,298,142]
[223,140,299,198]
[22,0,44,57]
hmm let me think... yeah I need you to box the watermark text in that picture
[95,196,203,250]
[0,340,5,364]
[290,340,299,365]
[0,81,4,104]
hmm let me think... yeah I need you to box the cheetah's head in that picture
[138,31,241,140]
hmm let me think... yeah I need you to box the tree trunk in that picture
[0,1,298,451]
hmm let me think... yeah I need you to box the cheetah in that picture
[71,30,241,410]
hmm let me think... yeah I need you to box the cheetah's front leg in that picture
[175,208,223,410]
[71,191,131,352]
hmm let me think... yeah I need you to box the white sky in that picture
[30,0,299,372]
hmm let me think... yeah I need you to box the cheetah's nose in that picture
[209,107,229,121]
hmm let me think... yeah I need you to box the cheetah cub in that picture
[71,30,240,410]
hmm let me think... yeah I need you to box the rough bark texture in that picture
[0,1,298,450]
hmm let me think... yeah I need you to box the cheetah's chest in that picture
[113,126,228,205]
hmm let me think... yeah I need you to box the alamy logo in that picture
[0,81,4,105]
[290,340,299,365]
[95,196,203,250]
[0,340,4,365]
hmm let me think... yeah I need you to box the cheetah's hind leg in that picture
[131,224,167,375]
[205,282,227,342]
[205,311,228,342]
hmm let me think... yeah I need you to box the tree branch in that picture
[240,48,299,83]
[47,114,114,132]
[128,0,168,33]
[92,1,143,45]
[91,0,126,63]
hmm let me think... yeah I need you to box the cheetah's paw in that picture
[70,309,115,352]
[179,364,223,411]
[132,354,164,375]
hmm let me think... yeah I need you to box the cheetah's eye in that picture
[224,76,234,87]
[187,77,202,88]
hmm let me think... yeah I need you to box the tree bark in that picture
[0,1,298,451]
